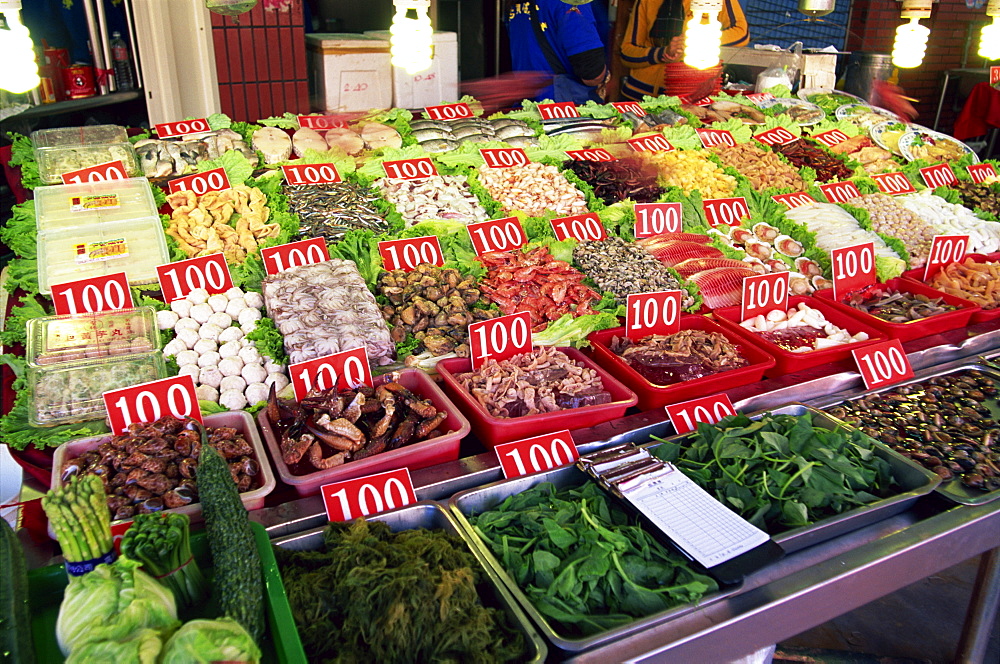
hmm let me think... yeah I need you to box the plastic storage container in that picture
[258,369,469,497]
[26,307,159,366]
[27,350,166,426]
[31,124,140,184]
[436,347,638,449]
[363,30,458,108]
[34,177,159,231]
[306,33,393,112]
[711,296,886,377]
[586,315,777,411]
[901,252,1000,324]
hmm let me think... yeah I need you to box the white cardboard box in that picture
[306,33,393,112]
[364,30,458,109]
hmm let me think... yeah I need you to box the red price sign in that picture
[156,253,233,302]
[991,66,1000,86]
[480,147,529,168]
[288,347,372,401]
[537,102,579,119]
[852,339,914,390]
[321,468,417,522]
[818,180,861,204]
[261,237,330,275]
[772,191,816,209]
[741,272,789,321]
[155,118,211,138]
[702,196,750,228]
[565,148,617,162]
[625,291,682,340]
[168,167,231,196]
[495,430,578,479]
[550,212,606,242]
[610,101,645,115]
[468,311,532,370]
[812,129,851,147]
[467,217,527,256]
[627,133,675,153]
[378,236,445,272]
[61,159,129,184]
[103,374,202,435]
[689,96,713,106]
[382,157,437,180]
[754,126,797,147]
[831,242,876,299]
[424,102,474,121]
[919,163,958,188]
[923,234,969,281]
[297,115,349,130]
[634,202,683,238]
[665,393,737,435]
[744,92,774,105]
[968,163,998,184]
[51,272,134,316]
[282,163,342,185]
[696,128,737,148]
[872,172,916,195]
[110,521,132,553]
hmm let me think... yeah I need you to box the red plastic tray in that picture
[436,347,638,449]
[900,252,1000,323]
[585,315,776,411]
[258,368,469,498]
[711,296,887,378]
[813,278,980,343]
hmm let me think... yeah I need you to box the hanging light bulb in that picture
[684,0,723,70]
[979,0,1000,61]
[390,0,433,76]
[891,0,932,69]
[0,0,40,94]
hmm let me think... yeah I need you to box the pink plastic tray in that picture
[49,411,275,539]
[258,368,470,497]
[436,347,638,449]
[585,315,776,411]
[711,296,887,378]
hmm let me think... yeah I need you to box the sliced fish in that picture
[636,232,713,248]
[672,257,754,278]
[688,267,758,309]
[646,241,724,266]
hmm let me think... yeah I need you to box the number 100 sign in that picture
[104,374,203,435]
[495,430,578,479]
[468,311,532,370]
[852,339,913,389]
[321,468,417,522]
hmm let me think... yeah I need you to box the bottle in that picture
[109,31,135,91]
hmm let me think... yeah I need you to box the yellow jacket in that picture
[620,0,750,101]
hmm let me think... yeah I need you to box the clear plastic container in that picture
[27,350,166,426]
[33,177,159,232]
[26,307,160,366]
[32,125,129,147]
[31,125,140,184]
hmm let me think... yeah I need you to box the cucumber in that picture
[1,518,36,664]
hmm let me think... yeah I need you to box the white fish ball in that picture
[242,362,267,384]
[187,288,210,304]
[195,385,219,402]
[239,346,261,365]
[198,323,223,341]
[208,294,229,313]
[243,291,264,309]
[175,350,199,367]
[190,303,214,324]
[240,338,251,347]
[200,366,224,388]
[177,364,200,381]
[238,308,262,326]
[220,375,247,393]
[207,312,232,329]
[174,317,201,333]
[170,299,193,317]
[198,351,221,368]
[264,372,289,391]
[157,310,180,330]
[219,356,245,377]
[218,389,247,410]
[192,338,218,355]
[163,338,187,357]
[240,321,257,336]
[264,359,284,374]
[224,298,247,318]
[225,287,245,300]
[219,340,242,358]
[218,326,244,344]
[176,328,200,350]
[244,382,269,406]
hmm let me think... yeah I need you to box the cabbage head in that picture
[66,628,163,664]
[160,618,262,664]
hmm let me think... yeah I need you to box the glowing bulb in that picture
[683,13,722,70]
[980,17,1000,60]
[0,7,40,94]
[891,17,929,69]
[390,0,433,75]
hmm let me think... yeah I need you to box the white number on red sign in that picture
[812,129,851,147]
[564,148,617,162]
[61,160,128,184]
[831,242,876,299]
[923,234,969,281]
[852,339,914,389]
[626,291,682,340]
[991,66,1000,86]
[627,133,674,153]
[550,213,606,242]
[665,393,736,435]
[378,236,445,272]
[702,197,750,228]
[282,163,342,185]
[424,103,474,121]
[156,253,233,302]
[467,217,527,256]
[696,128,736,148]
[919,163,958,188]
[155,118,210,138]
[741,272,789,321]
[383,158,437,180]
[634,202,682,238]
[872,172,916,195]
[772,192,816,209]
[297,115,348,129]
[744,92,774,105]
[480,147,528,168]
[610,101,645,115]
[469,311,532,370]
[818,180,861,204]
[496,430,578,478]
[168,167,231,196]
[754,126,797,146]
[261,237,330,275]
[322,469,417,522]
[537,102,579,119]
[967,163,998,184]
[104,374,202,435]
[51,272,134,316]
[289,347,371,401]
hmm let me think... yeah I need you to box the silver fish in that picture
[495,124,535,140]
[500,135,538,148]
[453,125,492,139]
[490,118,529,129]
[413,128,453,142]
[420,138,459,153]
[410,120,451,131]
[457,133,491,144]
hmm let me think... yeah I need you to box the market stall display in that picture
[476,162,589,217]
[284,180,392,243]
[376,174,489,226]
[562,158,665,205]
[165,186,281,263]
[31,125,140,184]
[573,236,695,309]
[896,189,1000,255]
[845,193,936,267]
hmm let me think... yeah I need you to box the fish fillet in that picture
[647,241,724,267]
[688,267,757,309]
[672,257,752,278]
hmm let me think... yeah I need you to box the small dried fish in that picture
[283,181,390,243]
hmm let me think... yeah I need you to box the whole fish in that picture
[501,135,538,148]
[409,120,451,131]
[420,138,459,153]
[496,124,535,140]
[413,128,453,142]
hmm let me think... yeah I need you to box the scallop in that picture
[795,257,823,277]
[744,239,773,260]
[731,227,754,244]
[752,222,780,242]
[774,234,804,258]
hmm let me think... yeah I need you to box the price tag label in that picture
[744,92,774,105]
[992,66,1000,86]
[60,159,129,184]
[741,272,789,322]
[51,272,134,316]
[468,311,532,370]
[919,163,958,188]
[480,147,529,168]
[495,430,579,479]
[261,237,330,275]
[155,118,211,138]
[537,102,579,119]
[378,236,445,272]
[812,129,851,148]
[110,521,132,553]
[772,191,816,209]
[282,163,342,185]
[754,126,798,147]
[564,148,617,162]
[168,167,231,196]
[467,217,527,256]
[923,234,969,281]
[665,393,737,435]
[696,128,737,148]
[852,339,914,390]
[288,347,372,401]
[968,163,998,184]
[297,114,349,130]
[831,242,877,299]
[818,180,861,204]
[610,101,645,115]
[321,468,417,522]
[382,157,438,180]
[689,96,713,106]
[627,133,675,153]
[625,291,682,340]
[872,172,916,195]
[156,253,234,302]
[550,212,607,242]
[424,102,474,121]
[103,374,203,435]
[702,196,750,228]
[633,202,683,238]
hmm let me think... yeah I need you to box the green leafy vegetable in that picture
[196,150,254,186]
[246,318,288,365]
[6,133,40,190]
[257,112,301,129]
[659,125,701,151]
[531,312,619,348]
[0,294,48,347]
[1,200,37,258]
[159,618,261,664]
[761,85,793,99]
[709,118,753,143]
[207,113,233,130]
[120,513,208,610]
[329,228,387,290]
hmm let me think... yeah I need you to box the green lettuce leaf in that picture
[196,150,254,185]
[160,618,260,664]
[710,119,753,143]
[531,312,620,348]
[207,113,233,130]
[257,112,301,129]
[660,125,701,151]
[7,133,41,190]
[328,228,386,290]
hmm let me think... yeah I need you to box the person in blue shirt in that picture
[505,1,610,104]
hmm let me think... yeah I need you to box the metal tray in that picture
[813,365,1000,507]
[447,465,741,653]
[271,501,547,664]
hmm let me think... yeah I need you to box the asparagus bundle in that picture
[121,512,207,609]
[42,475,112,563]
